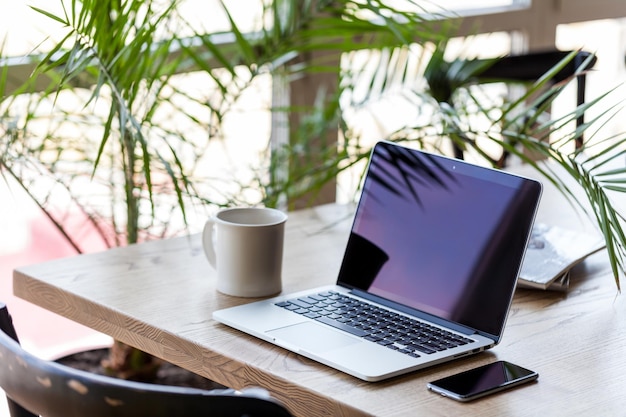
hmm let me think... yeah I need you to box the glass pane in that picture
[555,19,626,147]
[0,0,62,56]
[0,1,262,56]
[381,0,527,15]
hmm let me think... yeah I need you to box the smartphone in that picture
[427,361,538,402]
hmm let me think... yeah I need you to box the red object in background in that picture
[1,205,110,359]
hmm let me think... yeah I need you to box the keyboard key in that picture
[299,296,320,304]
[291,299,314,308]
[315,316,368,337]
[412,344,436,354]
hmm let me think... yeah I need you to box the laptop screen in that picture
[337,142,541,338]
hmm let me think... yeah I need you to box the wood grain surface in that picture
[14,189,626,416]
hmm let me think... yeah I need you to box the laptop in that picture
[213,141,542,382]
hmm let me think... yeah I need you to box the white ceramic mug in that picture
[202,207,287,297]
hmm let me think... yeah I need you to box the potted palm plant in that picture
[1,0,625,381]
[0,0,446,379]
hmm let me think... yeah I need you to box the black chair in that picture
[457,49,596,165]
[0,302,292,417]
[480,49,596,148]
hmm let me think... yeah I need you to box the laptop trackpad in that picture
[267,322,361,353]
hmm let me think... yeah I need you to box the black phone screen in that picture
[428,361,538,401]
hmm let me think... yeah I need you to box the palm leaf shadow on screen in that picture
[340,145,458,289]
[366,144,457,209]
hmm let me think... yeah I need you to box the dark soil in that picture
[57,348,226,390]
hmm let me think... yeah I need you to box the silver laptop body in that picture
[213,141,542,382]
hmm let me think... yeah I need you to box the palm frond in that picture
[3,1,626,290]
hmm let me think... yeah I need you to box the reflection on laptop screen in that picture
[337,143,541,338]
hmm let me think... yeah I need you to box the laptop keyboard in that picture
[275,291,473,358]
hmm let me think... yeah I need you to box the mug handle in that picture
[202,220,217,268]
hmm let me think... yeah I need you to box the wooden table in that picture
[13,171,626,417]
